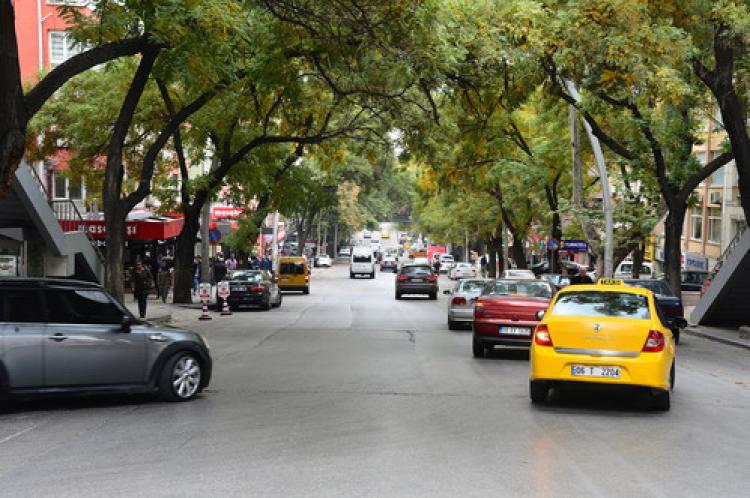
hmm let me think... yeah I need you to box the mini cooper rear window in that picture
[551,291,650,319]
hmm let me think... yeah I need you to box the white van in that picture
[350,248,375,279]
[614,260,654,279]
[438,254,455,273]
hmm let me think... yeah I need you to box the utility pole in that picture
[563,79,614,277]
[200,155,216,285]
[333,222,339,257]
[271,211,280,273]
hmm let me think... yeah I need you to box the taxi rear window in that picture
[551,291,650,319]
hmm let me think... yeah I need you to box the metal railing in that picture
[25,163,106,270]
[711,222,748,274]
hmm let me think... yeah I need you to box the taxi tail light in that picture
[642,330,665,352]
[534,324,553,347]
[451,296,466,305]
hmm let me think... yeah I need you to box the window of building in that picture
[52,171,85,200]
[710,166,725,186]
[691,206,703,240]
[49,31,86,68]
[708,207,722,243]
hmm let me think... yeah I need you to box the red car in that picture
[472,279,555,358]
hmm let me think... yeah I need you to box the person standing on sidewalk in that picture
[192,255,202,295]
[158,263,173,303]
[131,260,154,319]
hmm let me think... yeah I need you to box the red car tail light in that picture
[534,324,553,346]
[426,275,438,282]
[250,285,266,292]
[642,330,665,352]
[474,301,485,317]
[451,296,467,305]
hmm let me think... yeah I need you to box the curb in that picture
[684,327,750,351]
[144,314,172,326]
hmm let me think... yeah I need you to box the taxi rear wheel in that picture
[530,380,549,404]
[652,390,670,411]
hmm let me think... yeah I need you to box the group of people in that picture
[130,255,173,319]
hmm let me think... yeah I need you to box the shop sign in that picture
[561,239,589,252]
[212,207,243,219]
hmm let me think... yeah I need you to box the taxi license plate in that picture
[571,365,621,378]
[499,326,530,335]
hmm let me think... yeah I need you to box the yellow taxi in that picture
[277,256,310,294]
[530,279,675,410]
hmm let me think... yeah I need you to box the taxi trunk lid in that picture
[548,316,650,354]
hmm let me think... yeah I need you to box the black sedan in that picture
[217,270,282,311]
[395,264,438,300]
[623,279,687,343]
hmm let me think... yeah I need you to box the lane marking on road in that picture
[0,425,36,445]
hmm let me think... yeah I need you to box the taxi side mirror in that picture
[535,310,545,321]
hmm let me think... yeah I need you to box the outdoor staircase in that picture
[7,161,105,283]
[690,223,750,326]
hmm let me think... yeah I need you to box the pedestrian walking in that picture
[158,264,173,303]
[131,260,154,319]
[214,253,227,283]
[480,255,488,278]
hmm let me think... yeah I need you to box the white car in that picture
[501,269,536,280]
[438,254,455,273]
[413,257,430,266]
[316,254,332,267]
[449,262,477,280]
[339,247,351,256]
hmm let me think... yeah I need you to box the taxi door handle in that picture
[48,333,68,342]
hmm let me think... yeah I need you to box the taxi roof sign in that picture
[598,278,624,286]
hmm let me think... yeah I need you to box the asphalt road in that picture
[2,263,750,497]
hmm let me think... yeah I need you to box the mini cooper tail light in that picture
[451,296,467,305]
[642,330,665,352]
[534,324,553,346]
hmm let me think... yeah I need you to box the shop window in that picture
[708,207,722,243]
[691,206,703,240]
[53,172,67,199]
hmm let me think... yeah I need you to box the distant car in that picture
[445,278,489,330]
[380,257,397,272]
[218,270,283,311]
[472,279,555,357]
[316,254,332,267]
[449,262,477,280]
[530,280,676,410]
[0,278,211,402]
[363,230,372,239]
[351,248,376,279]
[381,230,390,239]
[438,254,455,273]
[614,260,655,279]
[681,270,708,292]
[339,247,351,256]
[396,264,438,300]
[622,279,686,343]
[413,257,430,266]
[501,269,536,280]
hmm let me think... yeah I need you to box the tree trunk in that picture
[173,205,201,303]
[714,93,750,223]
[663,205,686,295]
[631,243,643,279]
[550,211,562,273]
[104,204,127,302]
[0,0,26,199]
[510,235,527,269]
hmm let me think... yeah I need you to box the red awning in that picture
[58,217,184,240]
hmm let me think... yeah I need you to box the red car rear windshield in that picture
[486,280,553,299]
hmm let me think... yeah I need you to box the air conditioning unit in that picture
[709,191,722,205]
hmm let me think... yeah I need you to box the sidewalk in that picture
[123,289,217,326]
[684,324,750,351]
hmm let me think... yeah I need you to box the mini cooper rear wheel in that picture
[159,352,202,402]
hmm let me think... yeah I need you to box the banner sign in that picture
[561,239,589,252]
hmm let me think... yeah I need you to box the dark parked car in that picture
[0,278,211,401]
[217,270,282,311]
[623,278,687,343]
[681,270,709,292]
[395,264,438,300]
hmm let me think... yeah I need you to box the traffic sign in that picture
[217,281,230,298]
[547,238,560,251]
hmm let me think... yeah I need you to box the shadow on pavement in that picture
[537,383,669,415]
[484,348,530,361]
[0,393,162,415]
